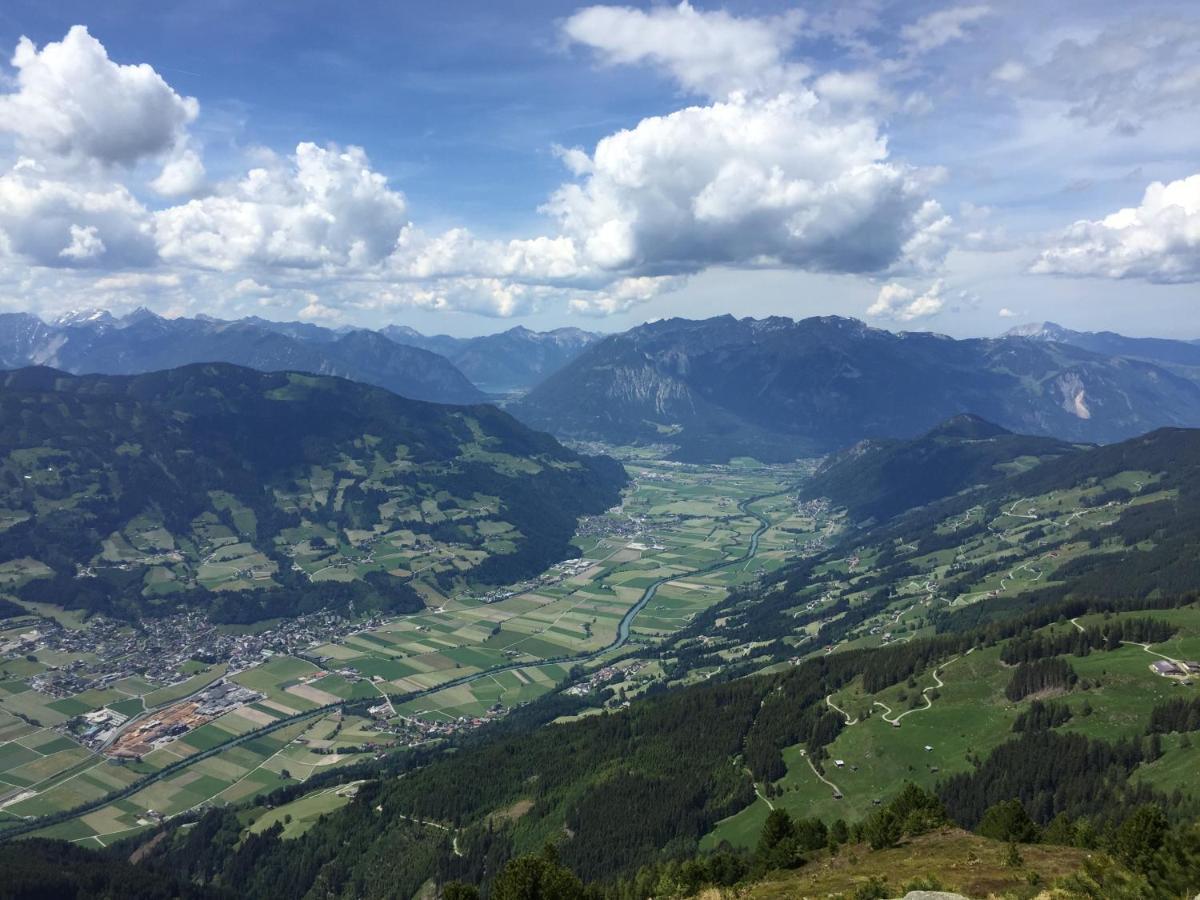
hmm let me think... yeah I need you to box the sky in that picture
[0,1,1196,338]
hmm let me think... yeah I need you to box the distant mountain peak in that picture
[120,306,163,326]
[1003,321,1073,340]
[382,324,423,339]
[53,308,116,328]
[1002,321,1200,372]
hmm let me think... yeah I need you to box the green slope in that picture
[14,426,1200,899]
[0,364,625,622]
[801,414,1080,524]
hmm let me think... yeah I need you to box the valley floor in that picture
[6,441,1200,884]
[0,452,825,845]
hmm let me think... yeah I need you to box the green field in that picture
[704,606,1200,850]
[303,459,816,707]
[3,454,826,838]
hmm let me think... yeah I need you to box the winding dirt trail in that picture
[872,657,958,726]
[754,784,775,811]
[1121,641,1179,663]
[799,748,842,799]
[743,765,775,810]
[825,694,857,726]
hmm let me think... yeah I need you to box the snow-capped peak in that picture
[1003,321,1072,340]
[53,308,117,328]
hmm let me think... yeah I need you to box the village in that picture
[563,660,649,700]
[5,607,389,703]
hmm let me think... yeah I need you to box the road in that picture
[872,657,959,726]
[0,487,791,842]
[379,488,786,696]
[825,694,857,726]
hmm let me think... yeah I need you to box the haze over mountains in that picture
[0,309,487,405]
[4,310,1200,465]
[381,324,601,393]
[514,315,1200,462]
[0,309,605,401]
[1005,321,1200,383]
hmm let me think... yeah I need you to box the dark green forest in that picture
[5,411,1200,897]
[0,365,625,621]
[800,414,1077,523]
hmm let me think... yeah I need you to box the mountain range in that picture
[5,309,1200,466]
[1005,321,1200,382]
[0,309,604,400]
[513,315,1200,462]
[0,309,487,405]
[381,324,601,393]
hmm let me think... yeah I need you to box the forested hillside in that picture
[661,426,1200,669]
[0,365,625,622]
[8,423,1200,900]
[126,585,1200,898]
[800,414,1079,523]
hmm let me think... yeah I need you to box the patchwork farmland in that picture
[1,455,825,844]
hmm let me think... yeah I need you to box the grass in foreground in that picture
[741,828,1095,899]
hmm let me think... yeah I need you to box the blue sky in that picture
[0,1,1196,337]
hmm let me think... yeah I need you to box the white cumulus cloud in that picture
[1032,173,1200,283]
[155,142,409,272]
[296,294,342,321]
[867,279,947,321]
[0,15,960,323]
[391,227,584,283]
[0,25,198,166]
[363,278,550,319]
[567,276,682,317]
[151,148,207,198]
[0,162,155,268]
[58,224,106,261]
[563,1,807,99]
[542,92,946,278]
